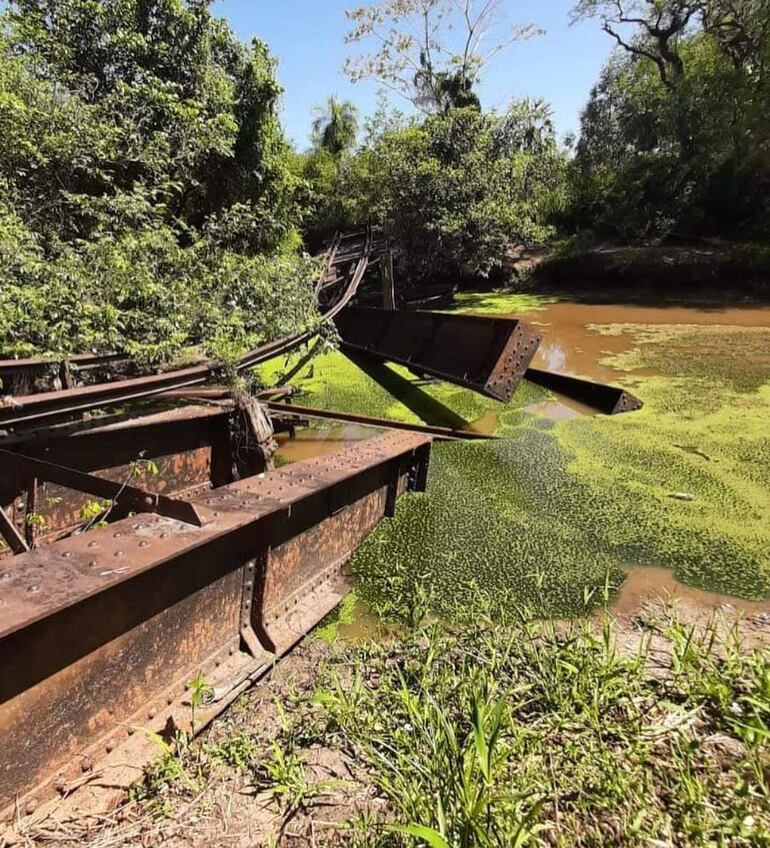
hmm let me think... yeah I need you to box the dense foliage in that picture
[0,0,318,362]
[303,103,566,287]
[570,0,770,241]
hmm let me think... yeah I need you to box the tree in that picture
[572,0,701,89]
[312,96,360,155]
[569,5,770,241]
[0,0,319,363]
[701,0,769,71]
[344,0,541,113]
[496,97,556,154]
[367,107,565,284]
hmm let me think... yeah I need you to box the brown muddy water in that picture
[275,422,377,464]
[612,567,770,619]
[278,299,770,626]
[517,302,770,383]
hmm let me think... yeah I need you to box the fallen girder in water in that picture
[335,307,543,403]
[524,368,643,415]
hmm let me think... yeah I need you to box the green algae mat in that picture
[261,298,770,619]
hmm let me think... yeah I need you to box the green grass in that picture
[294,616,770,847]
[120,615,770,848]
[313,590,361,642]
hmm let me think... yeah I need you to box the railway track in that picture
[0,229,642,833]
[0,227,373,430]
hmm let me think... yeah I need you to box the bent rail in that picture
[0,227,373,430]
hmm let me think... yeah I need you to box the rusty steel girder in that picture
[0,405,252,551]
[0,430,431,828]
[524,368,644,415]
[335,307,542,402]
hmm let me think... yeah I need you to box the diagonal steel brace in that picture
[0,449,207,528]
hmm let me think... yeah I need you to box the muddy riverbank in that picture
[525,243,770,303]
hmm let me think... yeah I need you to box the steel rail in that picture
[265,400,496,442]
[0,352,128,380]
[0,228,373,430]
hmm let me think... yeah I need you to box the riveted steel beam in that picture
[335,307,542,402]
[0,405,240,550]
[0,430,431,828]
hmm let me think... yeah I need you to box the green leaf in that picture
[387,824,452,848]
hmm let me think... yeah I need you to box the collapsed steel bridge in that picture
[0,229,642,831]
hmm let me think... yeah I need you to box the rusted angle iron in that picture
[0,405,255,552]
[0,430,431,828]
[0,506,28,554]
[265,400,496,441]
[525,368,643,415]
[335,307,542,402]
[0,448,207,529]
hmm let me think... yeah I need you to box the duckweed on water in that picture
[259,347,546,429]
[447,291,556,316]
[265,304,770,619]
[350,312,770,618]
[592,324,770,392]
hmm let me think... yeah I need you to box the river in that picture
[269,294,770,624]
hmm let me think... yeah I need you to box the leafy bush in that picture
[0,0,318,362]
[301,105,567,289]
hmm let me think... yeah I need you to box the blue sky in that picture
[211,1,614,149]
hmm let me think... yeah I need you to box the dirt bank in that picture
[526,243,770,303]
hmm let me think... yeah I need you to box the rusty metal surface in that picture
[335,307,542,402]
[525,368,644,415]
[0,506,28,554]
[0,353,128,379]
[0,406,235,549]
[0,449,209,531]
[0,431,431,823]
